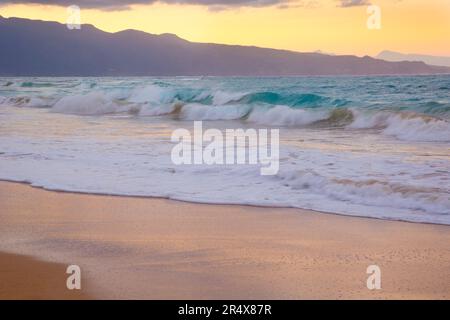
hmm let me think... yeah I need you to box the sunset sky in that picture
[0,0,449,56]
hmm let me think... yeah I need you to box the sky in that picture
[0,0,449,57]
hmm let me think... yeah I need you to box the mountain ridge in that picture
[377,50,450,68]
[1,16,449,76]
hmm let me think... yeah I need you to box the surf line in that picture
[171,121,279,175]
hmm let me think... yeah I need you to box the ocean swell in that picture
[1,76,449,225]
[1,78,449,144]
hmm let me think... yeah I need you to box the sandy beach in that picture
[0,181,449,299]
[0,252,90,300]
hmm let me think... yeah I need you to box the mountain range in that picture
[376,50,450,68]
[1,16,449,77]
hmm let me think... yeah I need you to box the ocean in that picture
[0,75,449,224]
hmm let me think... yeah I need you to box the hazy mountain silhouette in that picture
[377,50,450,68]
[1,16,449,76]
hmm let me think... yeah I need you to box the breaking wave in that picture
[1,80,449,142]
[1,76,449,225]
[52,92,133,115]
[349,110,450,142]
[277,169,450,216]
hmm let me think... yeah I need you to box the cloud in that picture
[278,0,318,9]
[0,0,370,11]
[337,0,370,7]
[0,0,292,10]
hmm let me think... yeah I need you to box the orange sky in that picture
[1,0,449,56]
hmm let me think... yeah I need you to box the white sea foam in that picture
[349,110,450,142]
[181,103,250,120]
[52,92,131,115]
[1,77,449,225]
[277,169,449,215]
[128,85,175,104]
[247,105,329,126]
[348,109,389,129]
[0,118,448,224]
[211,90,247,105]
[383,114,450,142]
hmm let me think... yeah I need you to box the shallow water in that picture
[0,75,449,224]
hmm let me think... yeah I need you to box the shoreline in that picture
[1,179,446,227]
[1,181,449,299]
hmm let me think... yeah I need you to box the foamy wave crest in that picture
[180,103,251,120]
[383,114,450,142]
[349,110,450,142]
[211,90,248,105]
[128,85,175,104]
[348,109,390,129]
[278,169,450,216]
[52,92,133,115]
[247,105,329,126]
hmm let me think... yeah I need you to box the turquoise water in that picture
[0,75,449,224]
[2,75,450,118]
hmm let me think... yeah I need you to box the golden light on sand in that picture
[0,0,449,56]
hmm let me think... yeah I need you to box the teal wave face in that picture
[149,75,450,118]
[20,82,55,88]
[1,75,450,120]
[236,92,349,108]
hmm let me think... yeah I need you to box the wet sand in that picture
[0,252,91,299]
[0,181,449,299]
